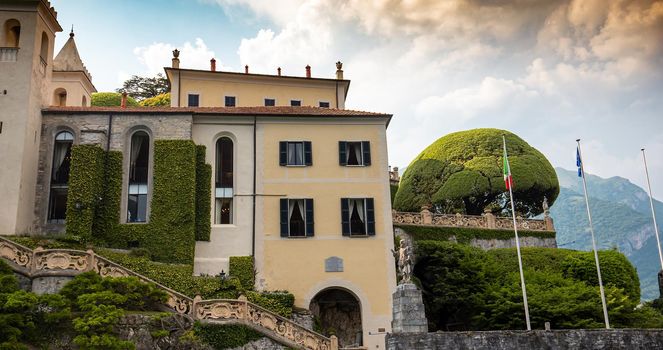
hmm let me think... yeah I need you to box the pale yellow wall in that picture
[192,116,255,275]
[168,70,348,109]
[0,3,60,234]
[50,71,94,106]
[254,118,396,349]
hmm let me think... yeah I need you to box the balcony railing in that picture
[393,209,555,232]
[0,47,18,62]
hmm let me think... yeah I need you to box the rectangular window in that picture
[215,196,233,224]
[47,187,68,223]
[279,141,312,166]
[280,198,314,237]
[225,96,236,107]
[341,198,375,236]
[188,94,199,107]
[319,101,330,108]
[264,98,276,106]
[338,141,371,166]
[290,100,301,106]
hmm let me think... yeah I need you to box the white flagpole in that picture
[503,136,531,331]
[641,148,663,271]
[576,139,610,329]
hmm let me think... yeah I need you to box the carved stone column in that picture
[484,209,496,229]
[421,207,432,225]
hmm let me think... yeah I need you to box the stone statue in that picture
[543,196,549,216]
[392,239,412,284]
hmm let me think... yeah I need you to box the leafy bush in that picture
[246,291,295,318]
[139,93,170,107]
[394,128,559,216]
[91,92,138,107]
[414,241,646,331]
[193,323,262,350]
[66,145,106,241]
[229,256,254,290]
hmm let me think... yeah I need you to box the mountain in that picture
[550,168,663,300]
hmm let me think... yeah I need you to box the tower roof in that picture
[53,29,92,81]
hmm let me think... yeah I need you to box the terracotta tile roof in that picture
[42,106,391,118]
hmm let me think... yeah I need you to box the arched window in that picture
[3,19,20,47]
[40,32,48,61]
[47,131,74,223]
[127,131,149,223]
[81,95,87,107]
[215,137,233,224]
[53,88,67,106]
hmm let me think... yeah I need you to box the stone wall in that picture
[386,329,663,350]
[33,112,193,234]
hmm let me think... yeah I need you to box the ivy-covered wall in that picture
[66,140,210,264]
[195,145,211,241]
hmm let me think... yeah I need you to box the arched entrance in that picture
[309,288,362,348]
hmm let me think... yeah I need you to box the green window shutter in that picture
[366,198,375,236]
[339,141,347,166]
[341,198,350,236]
[279,142,287,166]
[280,198,288,237]
[305,198,314,237]
[362,141,371,166]
[304,141,312,166]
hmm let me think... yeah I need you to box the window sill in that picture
[125,221,148,225]
[346,234,371,238]
[212,224,236,228]
[283,164,309,167]
[284,235,311,239]
[342,165,369,167]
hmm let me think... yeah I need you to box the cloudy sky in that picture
[51,0,663,196]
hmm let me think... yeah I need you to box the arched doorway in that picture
[309,288,362,348]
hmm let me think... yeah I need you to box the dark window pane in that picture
[129,132,149,184]
[350,201,366,235]
[265,98,275,106]
[128,194,147,223]
[225,96,236,107]
[51,140,72,184]
[287,142,304,165]
[347,142,361,166]
[47,187,68,223]
[290,100,301,106]
[188,94,199,107]
[289,200,306,237]
[215,198,232,224]
[216,137,233,188]
[319,101,330,108]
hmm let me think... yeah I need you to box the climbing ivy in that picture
[195,145,212,241]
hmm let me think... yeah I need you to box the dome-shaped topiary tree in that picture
[393,128,559,217]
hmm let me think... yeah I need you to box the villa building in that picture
[0,1,396,348]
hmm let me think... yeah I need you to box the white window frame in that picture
[290,99,302,107]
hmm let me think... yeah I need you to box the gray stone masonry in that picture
[392,283,428,333]
[386,329,663,350]
[31,276,73,295]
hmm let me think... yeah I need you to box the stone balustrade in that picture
[393,209,554,232]
[0,236,337,350]
[0,47,18,62]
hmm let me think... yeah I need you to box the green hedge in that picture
[66,145,106,242]
[195,145,212,241]
[229,256,254,290]
[67,141,200,264]
[193,323,262,350]
[246,291,295,318]
[397,224,556,244]
[91,92,139,107]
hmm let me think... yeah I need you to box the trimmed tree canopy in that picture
[394,128,559,216]
[91,92,139,107]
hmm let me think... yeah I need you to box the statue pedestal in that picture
[391,283,428,333]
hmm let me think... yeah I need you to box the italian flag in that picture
[503,141,514,190]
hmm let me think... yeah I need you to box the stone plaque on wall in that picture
[325,256,343,272]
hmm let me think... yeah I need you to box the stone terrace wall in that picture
[386,329,663,350]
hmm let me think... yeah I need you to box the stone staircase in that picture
[0,236,338,350]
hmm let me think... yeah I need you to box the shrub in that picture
[246,291,295,318]
[91,92,138,107]
[139,93,170,107]
[229,256,254,290]
[195,145,211,241]
[394,128,559,216]
[193,323,262,350]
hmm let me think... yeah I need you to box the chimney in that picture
[336,61,344,80]
[210,58,216,72]
[172,49,180,69]
[121,92,128,108]
[277,67,281,76]
[245,65,249,74]
[305,65,311,78]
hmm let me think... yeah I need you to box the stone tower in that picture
[0,0,62,234]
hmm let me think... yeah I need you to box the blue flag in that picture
[576,147,582,177]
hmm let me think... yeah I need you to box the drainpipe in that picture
[252,116,257,259]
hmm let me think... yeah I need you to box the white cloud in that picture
[133,38,228,76]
